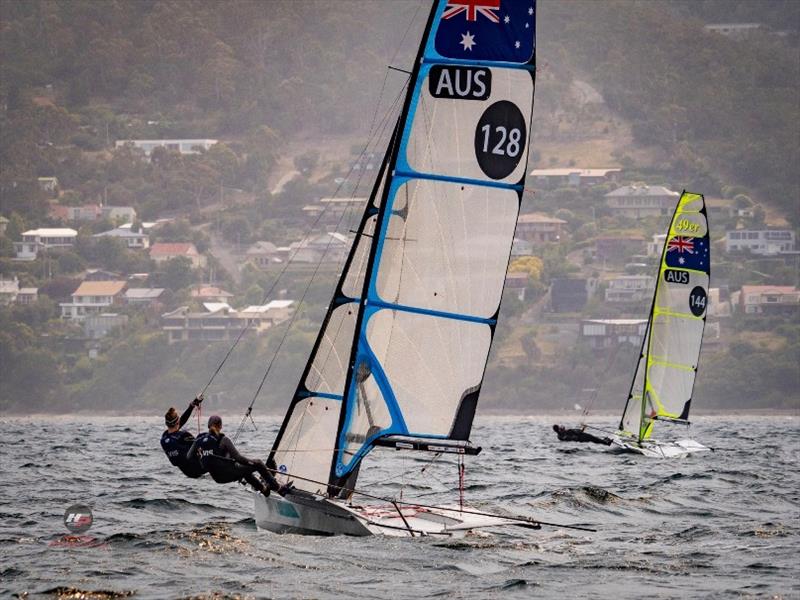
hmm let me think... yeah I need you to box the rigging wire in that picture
[232,79,410,442]
[257,463,597,533]
[196,71,411,401]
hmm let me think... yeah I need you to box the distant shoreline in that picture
[3,409,798,419]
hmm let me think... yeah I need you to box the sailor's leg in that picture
[251,459,280,491]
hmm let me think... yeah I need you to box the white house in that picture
[725,229,796,256]
[0,276,20,305]
[284,232,350,264]
[605,275,655,303]
[60,280,127,321]
[14,228,77,260]
[581,319,648,350]
[93,227,150,249]
[116,139,218,156]
[605,185,679,218]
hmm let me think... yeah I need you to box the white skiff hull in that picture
[254,492,525,537]
[611,436,710,458]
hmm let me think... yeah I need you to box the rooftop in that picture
[740,285,798,294]
[125,288,165,299]
[517,213,567,224]
[72,281,127,296]
[191,286,234,299]
[606,185,679,197]
[584,319,648,325]
[22,228,78,237]
[530,168,621,177]
[94,227,148,238]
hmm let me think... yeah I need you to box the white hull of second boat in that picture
[254,492,524,537]
[611,436,710,458]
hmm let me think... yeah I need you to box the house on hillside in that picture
[125,288,166,310]
[16,287,38,305]
[85,269,123,282]
[581,319,648,350]
[604,275,655,303]
[302,197,367,224]
[504,272,529,301]
[245,241,280,268]
[191,285,234,303]
[49,204,103,222]
[605,185,679,218]
[738,285,799,315]
[0,216,9,235]
[115,139,218,156]
[14,228,77,260]
[647,234,667,258]
[725,229,796,256]
[84,313,128,339]
[37,176,59,195]
[0,276,20,305]
[529,168,621,188]
[515,213,566,243]
[162,300,296,343]
[149,242,205,268]
[60,280,127,320]
[285,232,350,264]
[704,23,763,38]
[93,227,150,249]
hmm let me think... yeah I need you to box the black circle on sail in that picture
[474,100,526,180]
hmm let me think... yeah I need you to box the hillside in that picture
[0,1,798,415]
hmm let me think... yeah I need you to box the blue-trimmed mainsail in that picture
[270,0,537,495]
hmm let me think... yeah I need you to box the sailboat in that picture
[610,191,711,458]
[254,0,539,536]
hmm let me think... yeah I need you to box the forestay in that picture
[619,192,710,441]
[270,0,537,495]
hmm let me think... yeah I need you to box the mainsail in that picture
[270,0,537,495]
[619,191,710,441]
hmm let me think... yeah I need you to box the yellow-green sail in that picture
[619,191,710,441]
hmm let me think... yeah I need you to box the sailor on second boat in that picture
[161,396,206,478]
[552,424,612,445]
[187,415,291,498]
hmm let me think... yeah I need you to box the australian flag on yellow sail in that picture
[434,0,536,63]
[665,234,710,272]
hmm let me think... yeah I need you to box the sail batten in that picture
[329,0,538,487]
[619,191,710,441]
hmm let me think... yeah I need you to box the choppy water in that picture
[1,415,798,599]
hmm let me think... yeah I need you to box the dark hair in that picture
[552,424,560,432]
[165,407,179,427]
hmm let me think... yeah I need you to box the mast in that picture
[328,0,539,491]
[619,190,710,443]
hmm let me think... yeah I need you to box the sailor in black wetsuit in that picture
[187,415,290,497]
[553,424,612,445]
[160,396,206,478]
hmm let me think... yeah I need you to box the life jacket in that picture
[195,431,226,468]
[160,429,195,466]
[161,429,206,478]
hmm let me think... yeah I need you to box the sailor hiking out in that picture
[187,415,292,498]
[552,424,612,446]
[160,396,206,478]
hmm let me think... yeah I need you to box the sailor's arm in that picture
[221,436,251,464]
[186,437,200,462]
[178,395,203,428]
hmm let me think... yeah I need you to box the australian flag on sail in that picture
[434,0,536,63]
[665,234,710,272]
